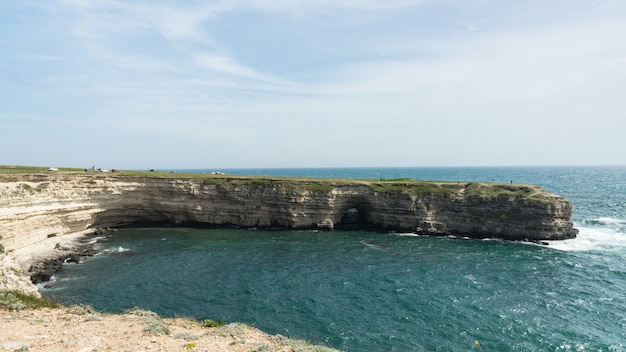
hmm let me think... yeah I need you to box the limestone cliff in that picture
[1,173,577,257]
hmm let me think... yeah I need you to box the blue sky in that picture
[1,0,625,169]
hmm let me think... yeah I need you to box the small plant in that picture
[85,314,101,322]
[200,318,225,328]
[251,344,273,351]
[125,306,160,318]
[67,304,96,315]
[125,307,170,335]
[185,341,198,350]
[284,339,339,352]
[143,316,170,335]
[174,332,200,341]
[0,291,61,310]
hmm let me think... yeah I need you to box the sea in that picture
[40,166,626,351]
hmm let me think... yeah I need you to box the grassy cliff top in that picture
[0,165,550,202]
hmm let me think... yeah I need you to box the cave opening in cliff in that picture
[336,200,374,230]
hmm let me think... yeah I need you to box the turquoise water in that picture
[42,167,626,351]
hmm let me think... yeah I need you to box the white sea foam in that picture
[103,246,130,253]
[394,233,421,237]
[546,225,626,252]
[36,275,57,289]
[597,217,626,226]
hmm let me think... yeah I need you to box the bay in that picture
[42,166,626,351]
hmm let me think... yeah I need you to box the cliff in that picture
[1,173,577,255]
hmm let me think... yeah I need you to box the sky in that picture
[1,0,625,169]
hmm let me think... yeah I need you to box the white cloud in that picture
[62,0,217,40]
[2,0,626,167]
[304,18,626,105]
[244,0,429,12]
[195,53,270,81]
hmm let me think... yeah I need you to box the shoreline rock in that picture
[29,239,100,285]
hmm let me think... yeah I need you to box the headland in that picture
[1,166,577,294]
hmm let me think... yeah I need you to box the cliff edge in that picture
[1,172,577,255]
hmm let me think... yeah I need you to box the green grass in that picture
[0,291,61,310]
[464,182,542,202]
[0,165,85,174]
[1,164,551,202]
[370,181,459,196]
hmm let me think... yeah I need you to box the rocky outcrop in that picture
[1,174,577,254]
[29,244,100,284]
[0,255,39,295]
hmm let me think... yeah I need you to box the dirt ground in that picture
[0,306,337,352]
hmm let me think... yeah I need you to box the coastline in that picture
[1,229,100,297]
[26,230,102,286]
[0,169,577,296]
[0,167,579,351]
[11,230,98,271]
[1,229,340,352]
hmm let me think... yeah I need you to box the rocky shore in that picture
[28,229,103,285]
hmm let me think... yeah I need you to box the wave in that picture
[579,217,626,227]
[359,240,389,251]
[391,220,626,253]
[394,233,421,237]
[36,275,57,289]
[37,275,87,291]
[101,246,132,254]
[546,224,626,252]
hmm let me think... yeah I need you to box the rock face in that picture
[0,174,578,255]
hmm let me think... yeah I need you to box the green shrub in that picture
[143,316,170,335]
[67,304,97,315]
[125,307,170,335]
[125,306,160,318]
[200,318,225,328]
[0,291,61,310]
[174,332,200,341]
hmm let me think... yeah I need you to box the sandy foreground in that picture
[0,306,336,352]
